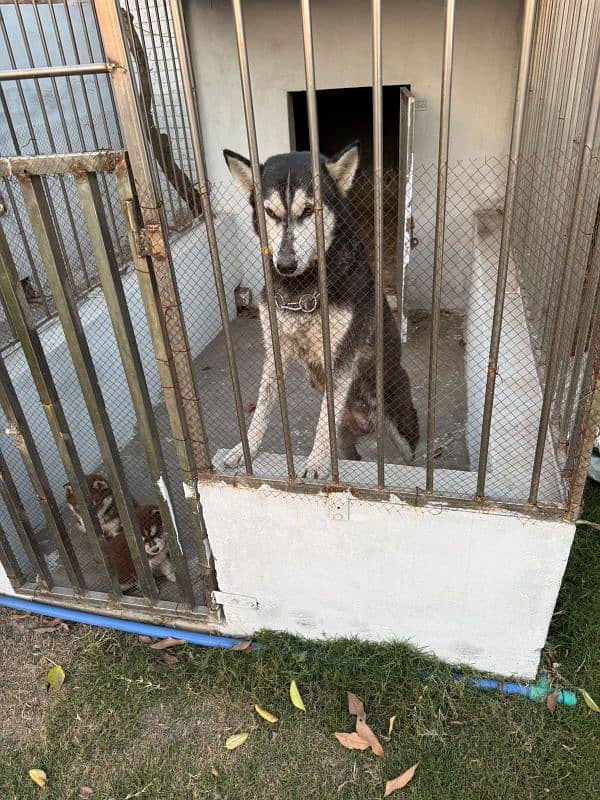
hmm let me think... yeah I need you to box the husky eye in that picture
[299,205,314,220]
[265,207,280,221]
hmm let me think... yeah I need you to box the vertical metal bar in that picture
[476,0,537,499]
[0,512,25,589]
[230,0,296,479]
[396,90,409,327]
[75,168,196,608]
[299,0,339,482]
[371,0,385,488]
[426,0,456,494]
[94,0,219,612]
[529,50,600,504]
[0,436,53,589]
[167,0,253,473]
[19,173,158,601]
[0,221,123,599]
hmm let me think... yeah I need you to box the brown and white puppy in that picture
[135,504,176,583]
[64,473,123,539]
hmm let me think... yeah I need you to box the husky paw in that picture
[163,564,177,583]
[223,442,248,469]
[301,451,331,480]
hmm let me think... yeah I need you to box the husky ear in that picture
[325,141,360,196]
[223,149,257,199]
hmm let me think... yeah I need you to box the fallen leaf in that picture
[231,640,253,651]
[255,704,278,723]
[78,788,94,798]
[388,715,397,737]
[211,768,219,777]
[333,731,370,751]
[546,689,559,713]
[138,635,153,644]
[28,769,47,788]
[582,689,600,712]
[347,692,366,723]
[47,665,65,692]
[290,680,306,712]
[11,612,32,621]
[148,637,185,650]
[384,763,419,796]
[246,402,256,413]
[356,718,384,757]
[225,732,249,750]
[159,653,179,666]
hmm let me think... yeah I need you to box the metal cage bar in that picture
[299,0,339,482]
[426,0,456,494]
[230,0,296,480]
[476,0,537,498]
[167,0,253,475]
[395,87,415,337]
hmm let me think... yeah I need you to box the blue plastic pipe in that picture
[0,593,247,650]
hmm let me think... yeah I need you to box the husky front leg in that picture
[302,368,354,480]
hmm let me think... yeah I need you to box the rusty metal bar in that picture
[476,0,537,498]
[0,152,122,178]
[426,0,456,494]
[0,431,53,589]
[94,0,219,612]
[230,0,296,480]
[371,0,385,488]
[19,172,159,601]
[75,168,197,608]
[529,49,600,504]
[167,0,253,474]
[299,0,339,482]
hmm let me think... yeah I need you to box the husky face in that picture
[224,142,360,278]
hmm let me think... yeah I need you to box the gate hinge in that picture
[124,199,166,259]
[212,591,258,610]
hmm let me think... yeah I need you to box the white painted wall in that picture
[183,0,521,308]
[206,482,573,678]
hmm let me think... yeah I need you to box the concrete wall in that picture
[184,0,521,309]
[206,482,573,678]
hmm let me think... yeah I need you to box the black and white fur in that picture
[223,141,419,478]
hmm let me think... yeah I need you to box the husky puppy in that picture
[223,141,418,478]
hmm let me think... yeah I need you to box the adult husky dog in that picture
[223,141,418,478]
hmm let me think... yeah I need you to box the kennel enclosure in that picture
[0,0,598,678]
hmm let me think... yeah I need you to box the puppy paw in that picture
[301,450,331,480]
[223,442,247,469]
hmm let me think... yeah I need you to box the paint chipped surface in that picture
[156,475,183,554]
[182,480,197,499]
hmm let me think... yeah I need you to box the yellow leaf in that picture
[28,769,47,788]
[333,731,370,751]
[254,704,279,723]
[388,715,397,737]
[384,763,419,797]
[47,665,65,692]
[582,689,600,712]
[290,680,306,712]
[225,732,249,750]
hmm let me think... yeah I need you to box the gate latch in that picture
[124,199,166,259]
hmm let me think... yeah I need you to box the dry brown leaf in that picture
[347,692,366,723]
[546,689,559,713]
[11,612,32,621]
[78,787,94,798]
[148,637,185,650]
[138,635,153,644]
[231,640,253,651]
[388,715,397,737]
[333,731,370,751]
[33,626,60,634]
[356,718,384,757]
[159,653,179,666]
[384,763,419,796]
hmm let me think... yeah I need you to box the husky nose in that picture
[276,255,297,275]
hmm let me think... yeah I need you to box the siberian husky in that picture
[223,141,418,478]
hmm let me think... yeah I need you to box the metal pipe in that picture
[476,0,537,498]
[426,0,456,494]
[167,0,253,474]
[395,88,414,339]
[529,49,600,504]
[75,169,197,609]
[371,0,385,488]
[19,173,159,602]
[0,594,246,650]
[230,0,296,479]
[0,63,112,82]
[299,0,339,482]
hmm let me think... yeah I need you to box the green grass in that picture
[1,482,599,800]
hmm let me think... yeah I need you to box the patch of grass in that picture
[1,483,599,800]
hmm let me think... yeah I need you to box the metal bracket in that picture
[124,198,164,259]
[212,591,258,610]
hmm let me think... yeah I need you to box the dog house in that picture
[0,0,598,678]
